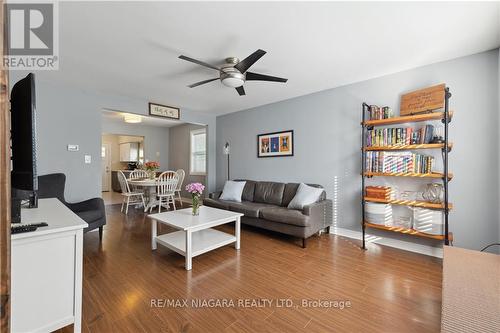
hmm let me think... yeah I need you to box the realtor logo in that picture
[4,1,59,70]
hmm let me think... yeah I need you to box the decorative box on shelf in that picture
[365,186,393,200]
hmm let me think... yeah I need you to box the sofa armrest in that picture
[303,199,333,229]
[209,191,222,199]
[67,197,105,214]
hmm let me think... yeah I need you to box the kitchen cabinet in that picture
[119,142,139,162]
[112,170,132,192]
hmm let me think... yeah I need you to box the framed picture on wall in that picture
[257,130,294,158]
[148,102,180,120]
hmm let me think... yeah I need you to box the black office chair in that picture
[38,173,106,240]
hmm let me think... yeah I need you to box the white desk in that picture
[11,198,88,333]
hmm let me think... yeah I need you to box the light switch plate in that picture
[84,155,91,164]
[67,144,79,152]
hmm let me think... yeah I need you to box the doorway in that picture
[100,109,208,206]
[101,143,111,191]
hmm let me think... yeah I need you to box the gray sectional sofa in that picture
[204,180,332,247]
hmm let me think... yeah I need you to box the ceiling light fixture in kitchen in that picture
[124,113,142,123]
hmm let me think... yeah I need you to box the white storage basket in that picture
[413,208,444,235]
[392,206,413,229]
[365,203,392,226]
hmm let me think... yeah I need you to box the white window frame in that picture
[189,128,207,176]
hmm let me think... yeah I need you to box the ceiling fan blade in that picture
[179,55,220,71]
[234,49,266,73]
[245,72,288,83]
[187,78,219,88]
[236,86,246,96]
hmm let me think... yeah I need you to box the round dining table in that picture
[127,178,175,212]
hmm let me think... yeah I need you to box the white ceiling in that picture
[41,2,499,115]
[102,110,185,128]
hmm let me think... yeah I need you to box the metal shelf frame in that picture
[361,88,452,249]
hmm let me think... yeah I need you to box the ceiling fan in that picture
[178,49,288,96]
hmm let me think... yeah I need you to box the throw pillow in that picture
[288,183,323,210]
[220,181,247,202]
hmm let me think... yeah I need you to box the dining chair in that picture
[117,170,145,215]
[155,171,179,213]
[129,169,148,193]
[129,169,148,179]
[175,169,185,207]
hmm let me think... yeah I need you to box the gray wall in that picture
[216,49,500,251]
[9,73,217,202]
[25,80,102,203]
[169,123,207,198]
[101,117,170,170]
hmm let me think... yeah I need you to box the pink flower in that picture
[144,161,160,171]
[185,182,205,195]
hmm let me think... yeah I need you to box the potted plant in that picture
[144,161,160,179]
[185,182,205,216]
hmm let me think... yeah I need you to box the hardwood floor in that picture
[101,191,124,205]
[64,203,443,332]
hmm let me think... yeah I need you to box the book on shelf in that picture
[366,125,434,147]
[365,151,434,174]
[368,105,393,120]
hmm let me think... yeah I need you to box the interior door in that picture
[101,143,111,192]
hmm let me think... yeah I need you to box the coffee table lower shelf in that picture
[155,229,237,257]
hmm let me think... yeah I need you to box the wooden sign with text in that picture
[400,84,445,116]
[148,103,180,120]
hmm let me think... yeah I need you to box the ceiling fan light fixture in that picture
[220,70,245,88]
[221,76,244,88]
[179,50,288,96]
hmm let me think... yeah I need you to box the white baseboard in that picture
[331,227,443,258]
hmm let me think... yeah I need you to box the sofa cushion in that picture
[203,198,231,210]
[254,182,285,206]
[234,180,256,202]
[288,183,325,210]
[282,183,300,207]
[220,181,246,202]
[209,191,222,199]
[259,207,310,227]
[282,183,325,207]
[227,201,276,218]
[76,210,103,223]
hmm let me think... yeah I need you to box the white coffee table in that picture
[148,206,243,270]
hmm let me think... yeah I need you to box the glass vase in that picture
[192,195,200,216]
[148,170,156,179]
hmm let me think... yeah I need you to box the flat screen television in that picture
[11,73,38,220]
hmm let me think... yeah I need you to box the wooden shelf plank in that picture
[363,111,454,127]
[364,143,452,151]
[364,222,451,240]
[364,197,453,210]
[364,171,453,180]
